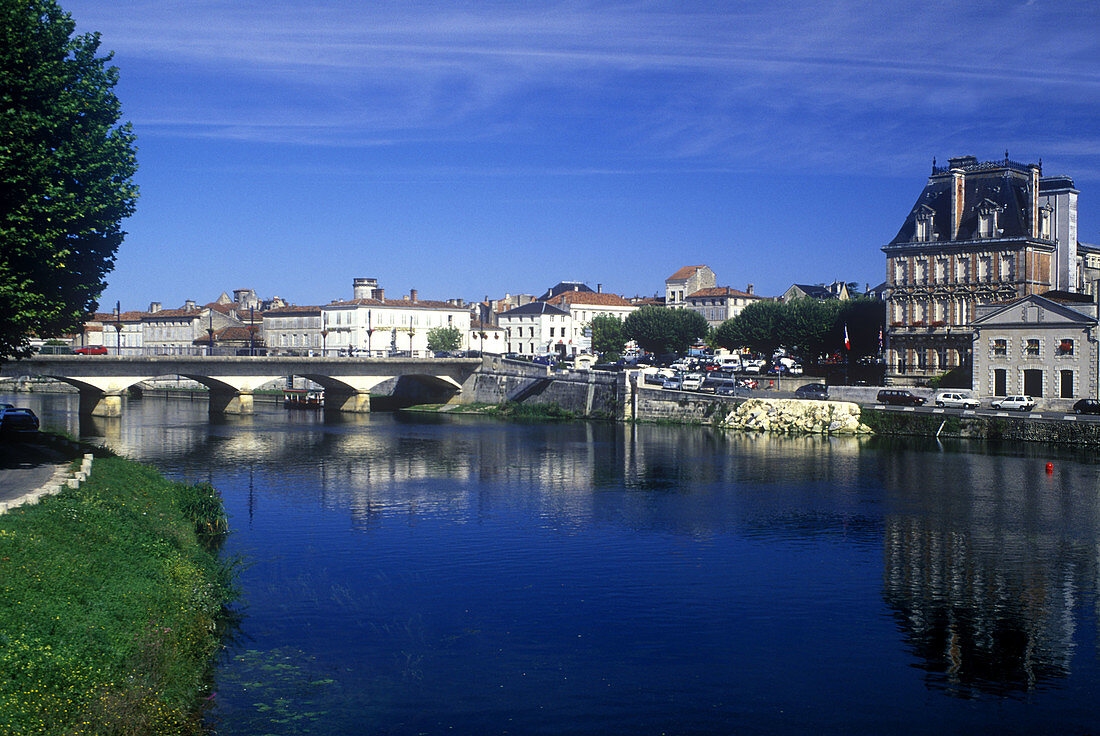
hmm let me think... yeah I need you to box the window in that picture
[1000,255,1013,280]
[935,259,947,282]
[979,255,992,282]
[1026,339,1040,357]
[956,258,969,282]
[978,201,1000,238]
[1057,339,1074,356]
[1040,205,1053,240]
[894,260,907,284]
[915,260,928,284]
[993,339,1007,356]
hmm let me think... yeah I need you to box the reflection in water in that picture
[879,440,1098,696]
[9,392,1100,732]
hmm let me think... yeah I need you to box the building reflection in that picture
[879,441,1098,696]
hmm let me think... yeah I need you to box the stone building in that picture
[683,285,765,328]
[665,265,716,306]
[882,154,1082,376]
[971,292,1097,405]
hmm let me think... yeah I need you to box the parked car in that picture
[934,391,979,409]
[662,376,683,390]
[73,345,108,355]
[876,389,926,406]
[680,373,705,391]
[0,407,39,436]
[991,395,1036,412]
[715,380,743,397]
[1072,398,1100,415]
[794,383,829,400]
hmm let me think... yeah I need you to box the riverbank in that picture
[0,448,234,735]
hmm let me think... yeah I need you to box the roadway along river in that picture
[11,391,1100,735]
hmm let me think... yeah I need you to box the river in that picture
[11,392,1100,734]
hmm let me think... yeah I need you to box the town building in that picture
[262,305,324,355]
[882,154,1084,376]
[971,292,1098,405]
[543,289,637,353]
[469,320,506,355]
[498,301,572,357]
[780,281,850,303]
[665,265,716,306]
[321,279,471,357]
[684,285,765,328]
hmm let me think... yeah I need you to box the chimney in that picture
[410,289,418,303]
[184,299,196,311]
[950,162,966,240]
[149,302,161,313]
[373,288,384,301]
[597,283,602,293]
[353,277,378,300]
[747,283,754,295]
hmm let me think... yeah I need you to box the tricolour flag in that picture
[844,324,850,351]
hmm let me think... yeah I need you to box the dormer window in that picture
[915,205,936,242]
[978,200,1002,238]
[1040,204,1053,240]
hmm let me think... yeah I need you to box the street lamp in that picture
[249,306,255,356]
[112,301,123,356]
[207,311,216,357]
[321,329,329,357]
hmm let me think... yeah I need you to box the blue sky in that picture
[64,0,1100,310]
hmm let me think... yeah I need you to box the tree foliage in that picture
[426,325,462,353]
[714,297,885,365]
[590,313,626,359]
[624,306,708,355]
[0,0,138,359]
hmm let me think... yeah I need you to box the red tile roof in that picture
[667,265,708,282]
[545,292,633,308]
[686,287,761,299]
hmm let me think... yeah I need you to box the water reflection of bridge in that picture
[0,355,480,416]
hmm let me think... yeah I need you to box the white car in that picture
[934,391,979,409]
[991,395,1036,412]
[680,373,705,391]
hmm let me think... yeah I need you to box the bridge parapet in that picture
[1,356,481,416]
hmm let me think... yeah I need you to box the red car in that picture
[73,346,108,355]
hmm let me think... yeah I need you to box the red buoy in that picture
[1046,462,1054,474]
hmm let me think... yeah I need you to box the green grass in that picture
[0,455,235,735]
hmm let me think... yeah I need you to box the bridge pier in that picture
[78,390,124,418]
[209,390,254,415]
[327,390,372,413]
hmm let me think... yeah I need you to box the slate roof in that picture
[540,281,595,300]
[788,284,832,299]
[498,301,570,317]
[888,156,1050,245]
[262,305,322,317]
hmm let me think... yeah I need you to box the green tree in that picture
[0,0,138,359]
[624,306,708,355]
[784,297,841,365]
[426,325,462,353]
[713,300,787,357]
[590,314,626,359]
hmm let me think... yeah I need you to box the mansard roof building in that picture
[882,154,1082,376]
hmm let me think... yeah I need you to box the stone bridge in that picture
[0,355,481,416]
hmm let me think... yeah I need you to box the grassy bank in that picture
[0,454,234,735]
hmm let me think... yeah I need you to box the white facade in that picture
[321,296,471,357]
[544,292,637,353]
[499,302,573,356]
[263,307,323,354]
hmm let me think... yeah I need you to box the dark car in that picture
[1072,398,1100,415]
[876,389,926,406]
[0,407,39,435]
[794,383,829,400]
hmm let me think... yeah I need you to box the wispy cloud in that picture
[66,0,1100,175]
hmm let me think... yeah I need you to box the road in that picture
[0,440,66,504]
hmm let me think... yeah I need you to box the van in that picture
[714,355,743,371]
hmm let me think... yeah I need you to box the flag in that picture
[844,323,850,351]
